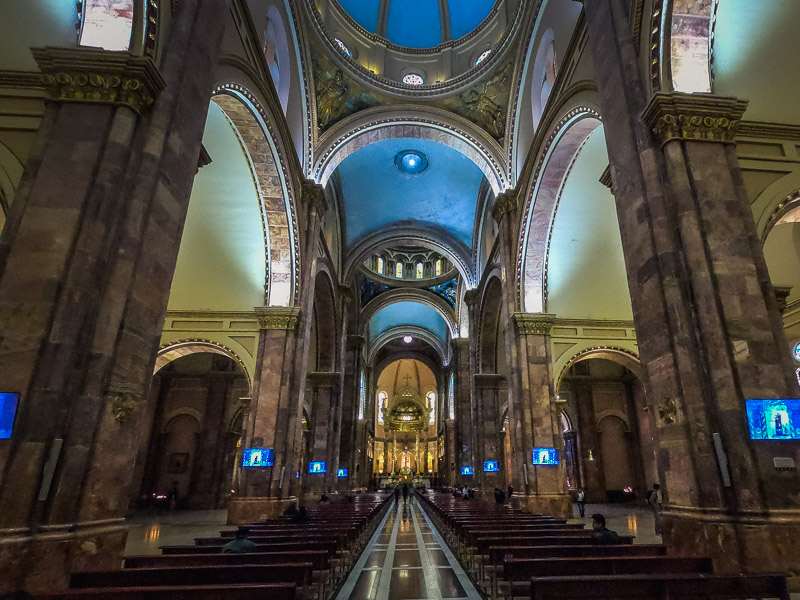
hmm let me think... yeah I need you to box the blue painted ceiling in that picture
[336,0,495,48]
[369,301,449,342]
[336,138,484,248]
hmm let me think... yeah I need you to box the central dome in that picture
[336,0,496,49]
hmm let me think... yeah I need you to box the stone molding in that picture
[513,312,556,335]
[0,70,44,89]
[197,144,212,169]
[339,285,354,304]
[306,371,341,388]
[31,47,166,115]
[491,188,518,223]
[599,165,613,193]
[474,373,507,389]
[347,334,366,349]
[255,307,301,330]
[774,286,792,313]
[301,180,328,215]
[642,92,749,146]
[463,289,480,307]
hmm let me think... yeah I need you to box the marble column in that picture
[473,374,507,494]
[451,335,475,482]
[0,0,227,591]
[339,333,365,491]
[584,0,800,574]
[304,371,341,498]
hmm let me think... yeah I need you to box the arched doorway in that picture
[558,357,655,503]
[133,352,249,510]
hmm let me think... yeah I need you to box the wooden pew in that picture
[37,582,296,600]
[528,573,791,600]
[500,556,712,600]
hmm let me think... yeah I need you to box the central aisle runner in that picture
[336,497,481,600]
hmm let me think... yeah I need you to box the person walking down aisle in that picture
[647,483,663,536]
[576,488,586,518]
[402,484,409,503]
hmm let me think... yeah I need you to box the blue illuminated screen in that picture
[337,468,348,478]
[483,460,499,472]
[746,399,800,440]
[309,461,327,474]
[532,448,559,465]
[461,466,473,476]
[0,393,19,440]
[241,448,273,468]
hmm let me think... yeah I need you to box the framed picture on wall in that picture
[168,452,189,474]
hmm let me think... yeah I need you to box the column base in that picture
[0,522,127,594]
[226,497,297,524]
[662,507,800,590]
[511,493,572,519]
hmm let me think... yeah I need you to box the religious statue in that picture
[459,64,512,139]
[316,69,348,129]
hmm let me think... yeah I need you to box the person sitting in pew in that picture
[283,502,299,517]
[590,513,621,545]
[294,505,309,523]
[221,527,258,553]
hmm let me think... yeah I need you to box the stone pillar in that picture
[451,336,474,481]
[304,372,341,497]
[0,1,228,591]
[584,0,800,575]
[573,379,605,502]
[339,333,365,491]
[473,374,507,494]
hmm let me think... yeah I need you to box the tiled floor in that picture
[334,498,482,600]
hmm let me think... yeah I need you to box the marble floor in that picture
[125,509,231,556]
[334,497,481,600]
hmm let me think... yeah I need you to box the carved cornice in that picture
[737,120,800,141]
[197,144,212,169]
[775,286,792,313]
[463,289,481,307]
[491,188,518,223]
[255,307,301,330]
[301,180,328,215]
[513,312,556,336]
[473,373,507,389]
[599,165,613,194]
[642,92,749,146]
[306,371,340,388]
[339,285,354,304]
[0,70,45,89]
[347,334,366,350]
[31,47,166,115]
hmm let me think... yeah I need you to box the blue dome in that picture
[336,0,496,49]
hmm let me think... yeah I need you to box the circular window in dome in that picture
[402,73,424,86]
[333,37,352,58]
[475,49,492,66]
[395,150,429,174]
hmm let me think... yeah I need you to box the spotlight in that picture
[403,336,413,344]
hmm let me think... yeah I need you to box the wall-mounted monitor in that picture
[337,468,348,478]
[532,448,559,465]
[483,460,499,472]
[746,399,800,440]
[308,461,327,474]
[0,393,19,440]
[241,448,273,468]
[461,466,473,476]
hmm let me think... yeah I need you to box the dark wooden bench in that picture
[37,582,296,600]
[529,573,791,600]
[500,556,712,600]
[161,540,338,555]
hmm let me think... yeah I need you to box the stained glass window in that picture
[448,374,455,420]
[377,391,387,424]
[416,263,424,279]
[435,259,442,276]
[357,372,366,420]
[402,73,424,85]
[426,392,436,425]
[80,0,134,51]
[334,37,352,58]
[396,262,404,278]
[377,257,384,274]
[475,49,492,66]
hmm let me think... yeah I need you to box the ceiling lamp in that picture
[395,150,429,174]
[403,336,413,344]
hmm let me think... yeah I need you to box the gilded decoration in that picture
[111,392,137,424]
[657,397,679,425]
[513,312,556,336]
[492,188,518,222]
[31,47,165,115]
[642,92,749,146]
[384,382,429,432]
[256,307,301,330]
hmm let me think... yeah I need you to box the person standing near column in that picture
[576,488,586,518]
[647,483,663,535]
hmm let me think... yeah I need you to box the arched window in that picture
[377,391,387,424]
[357,372,366,421]
[416,262,424,279]
[531,31,557,129]
[396,262,404,278]
[377,256,384,275]
[263,18,281,97]
[426,391,436,425]
[435,259,442,276]
[264,6,291,112]
[448,374,455,420]
[79,0,134,51]
[475,49,492,66]
[402,73,424,86]
[333,37,352,58]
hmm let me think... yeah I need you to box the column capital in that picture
[599,165,614,194]
[339,285,355,304]
[641,92,749,147]
[301,180,328,215]
[512,312,556,336]
[31,47,166,115]
[491,188,519,223]
[347,334,366,349]
[255,306,301,330]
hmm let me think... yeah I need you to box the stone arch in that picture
[211,84,299,307]
[368,326,449,368]
[361,289,458,339]
[313,106,508,194]
[0,141,23,231]
[478,274,505,374]
[154,340,252,393]
[555,346,644,394]
[310,268,338,372]
[518,107,602,313]
[344,225,476,287]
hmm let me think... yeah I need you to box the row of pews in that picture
[416,490,791,600]
[38,493,393,600]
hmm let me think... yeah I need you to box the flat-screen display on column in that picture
[308,461,327,474]
[0,393,19,440]
[461,466,473,476]
[337,468,348,478]
[241,448,273,467]
[746,399,800,440]
[532,447,559,465]
[483,460,499,472]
